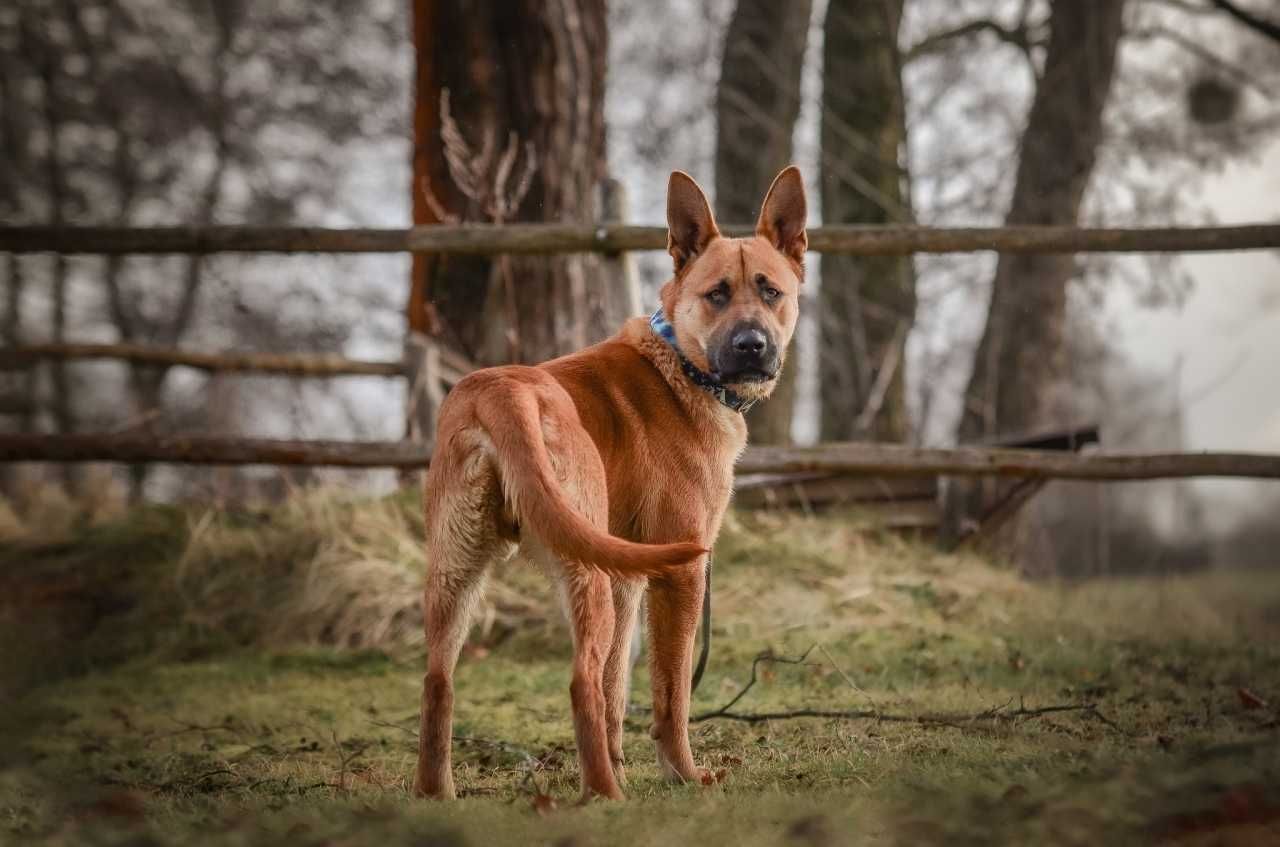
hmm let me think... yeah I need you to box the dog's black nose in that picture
[731,327,767,356]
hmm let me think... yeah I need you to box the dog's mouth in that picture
[716,366,778,384]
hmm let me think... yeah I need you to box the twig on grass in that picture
[368,716,545,775]
[149,768,239,793]
[818,642,879,710]
[692,645,1124,733]
[143,717,239,746]
[367,715,558,798]
[698,645,822,720]
[330,729,371,793]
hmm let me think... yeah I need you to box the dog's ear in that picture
[755,166,808,271]
[666,171,720,275]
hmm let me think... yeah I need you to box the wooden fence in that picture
[4,222,1280,256]
[2,433,1278,480]
[3,221,1280,495]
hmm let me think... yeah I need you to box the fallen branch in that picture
[692,646,1119,731]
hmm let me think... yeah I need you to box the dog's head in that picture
[658,166,807,403]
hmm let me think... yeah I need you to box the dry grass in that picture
[169,488,552,651]
[0,470,127,543]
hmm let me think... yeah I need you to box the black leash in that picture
[690,556,711,693]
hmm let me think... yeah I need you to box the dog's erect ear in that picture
[755,166,808,270]
[667,171,720,275]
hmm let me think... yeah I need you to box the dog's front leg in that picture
[647,557,709,784]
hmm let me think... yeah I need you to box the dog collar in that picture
[649,308,757,413]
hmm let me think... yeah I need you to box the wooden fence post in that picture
[402,332,445,483]
[600,179,643,317]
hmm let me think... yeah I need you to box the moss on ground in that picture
[2,495,1279,845]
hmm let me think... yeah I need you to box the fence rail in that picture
[4,223,1280,256]
[0,343,406,378]
[3,433,1280,481]
[0,340,476,384]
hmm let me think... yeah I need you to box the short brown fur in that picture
[413,167,807,801]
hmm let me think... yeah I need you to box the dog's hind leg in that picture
[602,578,645,786]
[413,440,510,800]
[648,560,710,784]
[565,566,623,801]
[528,413,625,801]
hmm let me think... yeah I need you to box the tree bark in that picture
[949,1,1127,551]
[409,0,621,367]
[715,0,813,445]
[818,0,914,443]
[958,2,1127,444]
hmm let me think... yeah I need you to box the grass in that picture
[2,491,1279,845]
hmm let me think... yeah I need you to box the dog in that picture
[413,166,806,801]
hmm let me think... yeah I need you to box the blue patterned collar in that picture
[649,308,756,413]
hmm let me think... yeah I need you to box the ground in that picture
[1,489,1278,845]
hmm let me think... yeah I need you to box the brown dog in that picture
[413,167,806,801]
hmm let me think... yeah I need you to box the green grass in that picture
[2,494,1279,845]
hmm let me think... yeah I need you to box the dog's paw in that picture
[411,776,456,801]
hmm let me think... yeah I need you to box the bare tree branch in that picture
[1211,0,1280,44]
[905,18,1038,65]
[1128,25,1269,94]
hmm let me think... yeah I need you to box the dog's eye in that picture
[704,286,729,306]
[762,286,781,303]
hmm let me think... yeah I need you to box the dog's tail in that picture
[476,388,704,578]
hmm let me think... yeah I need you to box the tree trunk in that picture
[949,1,1127,550]
[817,0,914,443]
[1,253,33,497]
[409,0,620,367]
[957,2,1126,445]
[715,0,812,445]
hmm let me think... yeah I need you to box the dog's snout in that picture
[709,320,778,382]
[732,327,767,356]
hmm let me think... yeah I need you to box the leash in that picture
[625,557,712,699]
[691,556,712,693]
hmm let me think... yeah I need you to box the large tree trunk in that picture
[950,1,1126,551]
[817,0,914,443]
[957,2,1126,444]
[409,0,620,368]
[715,0,812,445]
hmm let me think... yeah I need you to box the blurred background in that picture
[2,0,1279,575]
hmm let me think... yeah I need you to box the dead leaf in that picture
[1001,784,1028,803]
[531,793,557,816]
[79,790,146,823]
[1237,687,1268,710]
[699,768,727,786]
[109,707,135,731]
